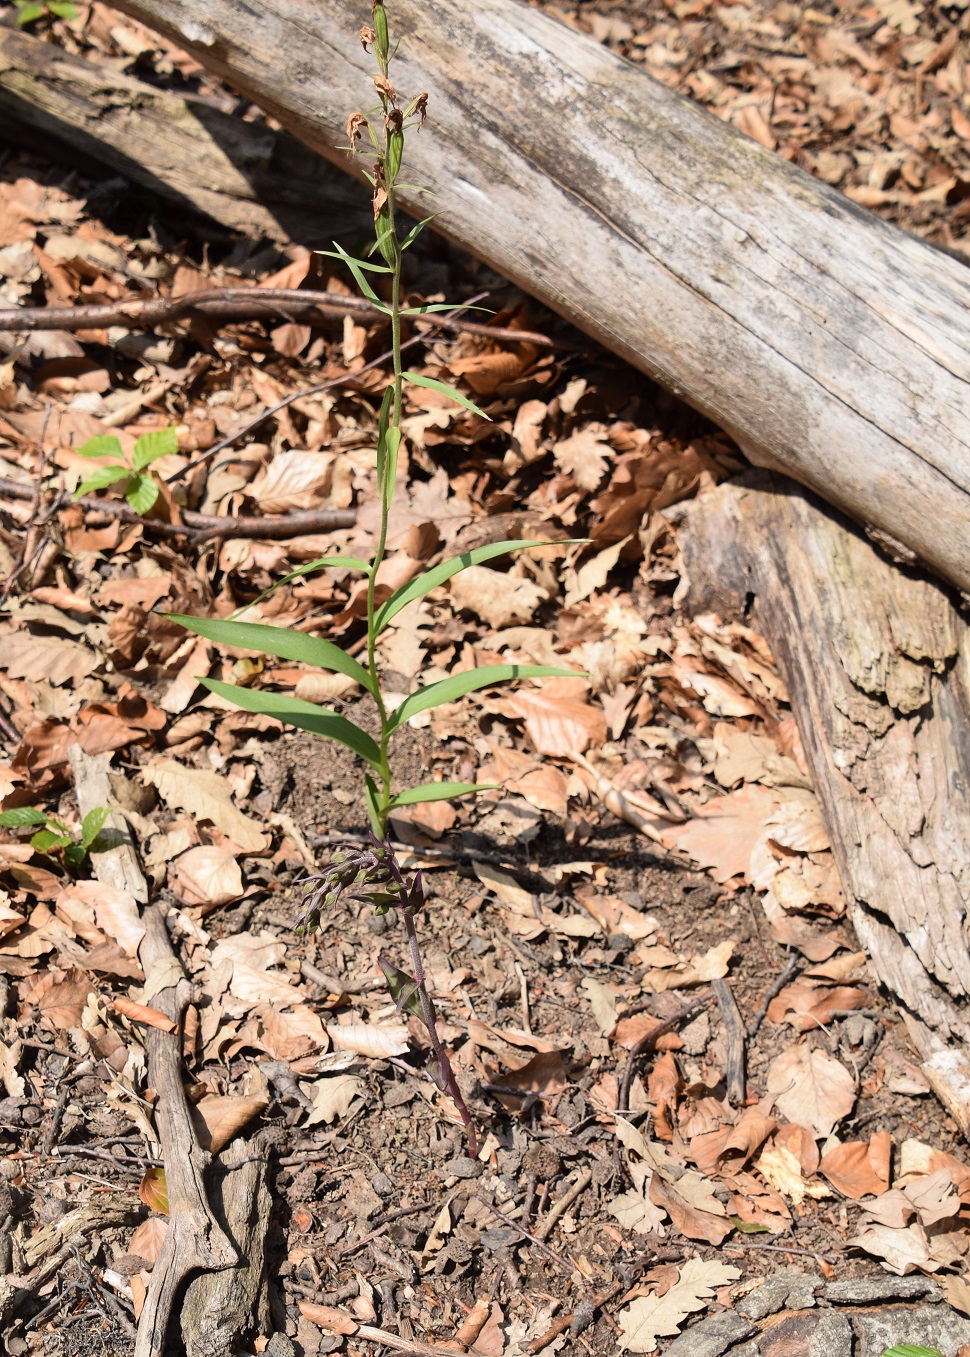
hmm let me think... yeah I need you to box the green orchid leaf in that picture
[132,426,178,469]
[200,678,382,768]
[80,805,111,850]
[75,466,131,498]
[76,434,124,460]
[881,1348,944,1357]
[399,214,436,251]
[168,615,374,693]
[125,474,160,516]
[364,774,384,839]
[317,243,393,273]
[0,807,49,828]
[378,957,429,1022]
[376,383,394,488]
[48,1,79,17]
[404,372,490,420]
[382,428,401,509]
[375,539,581,632]
[388,664,575,732]
[399,302,489,315]
[389,781,492,806]
[318,242,384,302]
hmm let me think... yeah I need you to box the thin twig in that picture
[748,954,800,1038]
[0,477,355,540]
[474,1194,578,1275]
[618,993,713,1114]
[533,1168,592,1242]
[0,287,570,348]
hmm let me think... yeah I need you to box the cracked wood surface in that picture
[0,26,372,246]
[104,0,970,593]
[679,475,970,1134]
[69,746,264,1357]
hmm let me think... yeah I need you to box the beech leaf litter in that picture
[0,0,967,1353]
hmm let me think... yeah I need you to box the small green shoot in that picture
[14,0,77,25]
[0,805,110,868]
[881,1347,945,1357]
[74,426,179,516]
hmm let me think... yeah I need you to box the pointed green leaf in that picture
[76,435,124,460]
[399,214,436,251]
[168,615,374,693]
[404,372,491,420]
[200,678,381,768]
[317,243,393,273]
[399,302,489,315]
[382,428,401,509]
[30,828,71,853]
[0,807,49,828]
[318,242,383,302]
[390,781,491,807]
[375,539,583,632]
[364,774,384,838]
[132,426,178,469]
[75,466,130,498]
[80,805,110,850]
[881,1348,944,1357]
[389,664,575,731]
[49,1,79,17]
[239,555,370,614]
[378,958,428,1022]
[376,383,394,489]
[125,475,159,515]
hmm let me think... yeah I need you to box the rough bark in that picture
[69,745,269,1356]
[678,476,970,1134]
[95,0,970,595]
[0,26,372,245]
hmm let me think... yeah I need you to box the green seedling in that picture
[74,426,179,516]
[0,805,110,868]
[881,1347,945,1357]
[13,0,77,26]
[171,1,582,1156]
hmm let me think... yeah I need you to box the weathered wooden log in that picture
[100,0,970,593]
[0,26,372,245]
[678,474,970,1136]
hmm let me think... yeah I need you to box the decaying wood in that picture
[678,475,970,1134]
[106,0,970,594]
[69,746,269,1356]
[0,26,372,245]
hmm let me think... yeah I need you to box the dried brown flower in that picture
[346,111,368,150]
[359,24,376,50]
[374,74,397,104]
[412,92,429,126]
[373,161,388,219]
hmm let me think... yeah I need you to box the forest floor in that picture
[0,0,968,1354]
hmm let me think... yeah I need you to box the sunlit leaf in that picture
[389,664,574,731]
[76,434,124,460]
[125,475,160,515]
[16,3,47,24]
[0,807,49,828]
[404,372,490,420]
[364,774,384,839]
[30,828,72,853]
[80,805,110,850]
[318,242,384,302]
[75,466,130,498]
[390,781,490,806]
[132,426,178,469]
[139,1166,169,1216]
[382,428,401,508]
[200,678,381,768]
[375,539,581,632]
[168,615,374,693]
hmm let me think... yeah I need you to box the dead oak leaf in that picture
[553,423,611,492]
[191,1093,269,1154]
[617,1257,741,1353]
[20,968,93,1033]
[449,566,549,630]
[142,759,266,852]
[819,1132,892,1198]
[495,691,606,757]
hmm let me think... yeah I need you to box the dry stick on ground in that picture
[711,976,746,1106]
[748,955,800,1039]
[0,477,355,542]
[679,471,970,1135]
[68,745,268,1357]
[617,993,714,1115]
[0,287,566,350]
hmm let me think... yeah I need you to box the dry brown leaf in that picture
[617,1257,741,1353]
[766,1045,856,1139]
[170,845,244,907]
[553,424,611,492]
[255,1004,328,1061]
[142,760,266,852]
[191,1093,269,1153]
[298,1302,359,1335]
[304,1074,363,1126]
[766,981,870,1031]
[249,450,334,512]
[327,1022,410,1058]
[649,1172,733,1245]
[756,1144,832,1206]
[20,968,93,1033]
[450,566,549,629]
[663,786,782,884]
[128,1217,168,1266]
[113,997,178,1033]
[499,691,606,757]
[819,1133,892,1198]
[0,632,100,687]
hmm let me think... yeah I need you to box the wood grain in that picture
[678,476,970,1134]
[104,0,970,593]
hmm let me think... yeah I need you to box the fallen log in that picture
[678,474,970,1135]
[106,0,970,594]
[0,26,372,245]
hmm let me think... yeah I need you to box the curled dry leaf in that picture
[128,1216,168,1267]
[766,980,871,1031]
[496,691,606,757]
[756,1144,832,1206]
[139,1166,169,1216]
[112,997,178,1033]
[819,1132,892,1198]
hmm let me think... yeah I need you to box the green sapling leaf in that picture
[881,1348,944,1357]
[404,372,491,420]
[125,475,160,516]
[0,807,49,828]
[75,466,131,498]
[15,4,47,26]
[76,434,124,460]
[200,678,382,768]
[168,615,375,693]
[132,426,178,469]
[80,805,110,850]
[30,827,72,853]
[388,664,576,732]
